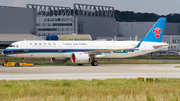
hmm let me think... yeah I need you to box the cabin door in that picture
[24,42,29,52]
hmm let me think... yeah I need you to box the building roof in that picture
[0,34,44,41]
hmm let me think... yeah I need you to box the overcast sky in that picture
[1,0,180,15]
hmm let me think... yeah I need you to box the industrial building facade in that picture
[0,6,42,55]
[0,6,36,34]
[27,4,116,40]
[115,22,180,44]
[0,6,38,55]
[116,22,180,37]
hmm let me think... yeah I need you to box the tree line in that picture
[115,10,180,23]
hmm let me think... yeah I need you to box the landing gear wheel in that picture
[91,61,98,66]
[77,63,84,66]
[15,63,19,67]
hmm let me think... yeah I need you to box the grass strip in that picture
[0,78,180,101]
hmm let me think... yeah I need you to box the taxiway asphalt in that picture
[0,64,180,80]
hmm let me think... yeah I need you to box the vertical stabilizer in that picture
[143,17,167,42]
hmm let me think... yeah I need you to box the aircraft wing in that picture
[88,39,143,55]
[88,48,137,55]
[153,44,178,49]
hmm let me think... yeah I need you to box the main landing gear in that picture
[91,61,98,66]
[76,56,98,66]
[91,56,98,66]
[77,61,98,66]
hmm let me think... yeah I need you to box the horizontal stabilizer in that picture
[153,44,178,49]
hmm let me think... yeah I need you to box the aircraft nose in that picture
[3,49,6,55]
[3,48,9,55]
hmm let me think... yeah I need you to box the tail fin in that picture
[143,17,167,42]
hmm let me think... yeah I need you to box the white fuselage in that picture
[3,40,168,59]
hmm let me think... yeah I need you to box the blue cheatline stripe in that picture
[113,52,128,53]
[4,48,140,51]
[4,48,139,55]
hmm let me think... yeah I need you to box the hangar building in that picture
[0,6,43,55]
[27,4,116,40]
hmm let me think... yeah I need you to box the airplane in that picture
[3,17,171,66]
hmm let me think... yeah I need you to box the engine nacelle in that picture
[71,52,90,63]
[51,58,68,63]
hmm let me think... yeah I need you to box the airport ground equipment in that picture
[3,60,33,67]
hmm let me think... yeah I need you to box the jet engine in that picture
[71,52,90,63]
[51,58,68,63]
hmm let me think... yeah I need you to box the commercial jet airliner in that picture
[3,17,171,66]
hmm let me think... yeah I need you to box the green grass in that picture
[0,78,180,101]
[175,66,180,68]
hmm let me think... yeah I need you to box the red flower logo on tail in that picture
[153,27,162,38]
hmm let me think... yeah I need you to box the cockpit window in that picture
[9,45,18,48]
[9,45,15,47]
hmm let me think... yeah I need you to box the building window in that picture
[173,40,180,43]
[68,18,72,21]
[55,18,58,21]
[53,23,72,26]
[38,28,58,31]
[68,28,72,31]
[62,18,66,21]
[63,28,68,31]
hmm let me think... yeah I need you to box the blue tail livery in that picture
[143,17,167,42]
